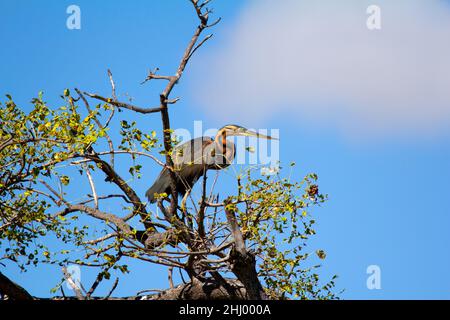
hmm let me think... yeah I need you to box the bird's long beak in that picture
[238,128,278,140]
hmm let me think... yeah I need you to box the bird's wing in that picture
[172,136,214,169]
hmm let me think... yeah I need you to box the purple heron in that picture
[145,124,276,204]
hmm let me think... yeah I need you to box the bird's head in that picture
[217,124,277,140]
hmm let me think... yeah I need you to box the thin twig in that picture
[104,278,119,299]
[83,164,98,209]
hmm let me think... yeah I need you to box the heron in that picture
[145,124,276,206]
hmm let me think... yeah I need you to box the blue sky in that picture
[1,0,450,299]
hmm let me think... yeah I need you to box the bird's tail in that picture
[145,171,170,203]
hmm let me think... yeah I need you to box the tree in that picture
[0,0,337,300]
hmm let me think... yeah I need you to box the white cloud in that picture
[190,0,450,140]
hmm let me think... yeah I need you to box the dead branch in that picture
[83,92,162,114]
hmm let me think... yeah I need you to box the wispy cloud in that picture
[190,0,450,140]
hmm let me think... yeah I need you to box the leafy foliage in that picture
[226,169,337,299]
[0,92,97,269]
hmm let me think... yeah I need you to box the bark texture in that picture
[0,272,34,300]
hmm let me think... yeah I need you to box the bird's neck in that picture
[215,129,228,146]
[214,130,235,165]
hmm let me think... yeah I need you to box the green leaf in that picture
[60,175,70,186]
[316,250,326,260]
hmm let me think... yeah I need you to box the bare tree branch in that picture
[83,164,98,209]
[59,204,131,234]
[62,267,84,300]
[83,92,162,114]
[104,278,119,300]
[224,201,246,255]
[84,153,152,230]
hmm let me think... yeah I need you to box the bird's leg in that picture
[181,189,194,229]
[181,189,191,213]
